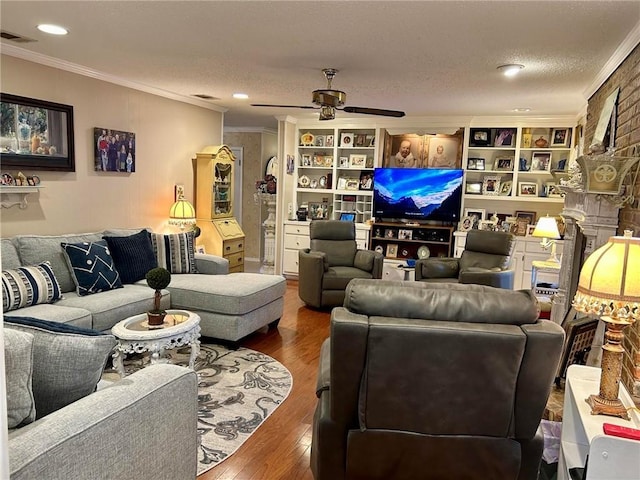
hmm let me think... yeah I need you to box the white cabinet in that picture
[453,233,563,290]
[283,221,370,277]
[558,365,640,480]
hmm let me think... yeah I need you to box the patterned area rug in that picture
[102,343,293,475]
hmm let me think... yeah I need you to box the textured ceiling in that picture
[1,1,639,129]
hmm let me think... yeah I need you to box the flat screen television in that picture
[373,168,463,223]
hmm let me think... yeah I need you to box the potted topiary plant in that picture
[145,267,171,326]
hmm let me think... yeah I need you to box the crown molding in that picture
[1,44,227,113]
[224,126,277,135]
[584,21,640,99]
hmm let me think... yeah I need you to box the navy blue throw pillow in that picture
[61,240,123,296]
[103,229,158,284]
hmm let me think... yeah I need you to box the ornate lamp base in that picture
[586,394,630,419]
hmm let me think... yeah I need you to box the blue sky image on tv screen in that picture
[373,168,463,221]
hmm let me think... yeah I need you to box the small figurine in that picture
[15,172,27,186]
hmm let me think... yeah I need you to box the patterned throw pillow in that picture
[103,229,158,284]
[1,261,63,312]
[60,240,123,296]
[150,231,198,274]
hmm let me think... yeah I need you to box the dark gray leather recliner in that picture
[298,220,384,309]
[415,229,516,289]
[311,279,564,480]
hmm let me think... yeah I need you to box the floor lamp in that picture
[572,230,640,419]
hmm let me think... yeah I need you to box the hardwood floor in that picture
[198,279,328,480]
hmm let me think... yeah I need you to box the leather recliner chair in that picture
[311,279,564,480]
[298,220,384,309]
[415,229,516,289]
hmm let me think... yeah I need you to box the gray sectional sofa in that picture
[1,228,286,342]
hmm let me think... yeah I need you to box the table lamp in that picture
[532,215,561,264]
[168,195,196,230]
[572,230,640,419]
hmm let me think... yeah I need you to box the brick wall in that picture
[586,43,640,401]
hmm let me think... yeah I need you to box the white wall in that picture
[1,55,223,237]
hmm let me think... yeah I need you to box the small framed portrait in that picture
[384,228,397,239]
[499,180,513,196]
[518,182,539,196]
[426,136,461,169]
[515,210,537,225]
[526,224,537,236]
[315,135,325,147]
[513,218,530,236]
[354,134,367,147]
[301,154,312,166]
[551,128,571,147]
[340,132,354,147]
[366,135,375,147]
[546,182,564,198]
[349,154,366,167]
[313,155,325,166]
[337,177,347,190]
[469,128,491,147]
[309,202,328,220]
[345,178,360,190]
[324,156,334,167]
[495,156,514,171]
[467,157,485,170]
[464,208,485,226]
[398,229,413,240]
[459,216,474,231]
[465,182,483,194]
[482,175,501,195]
[386,243,399,258]
[325,135,334,147]
[359,171,373,190]
[494,128,516,147]
[339,156,349,167]
[531,152,551,172]
[300,132,315,146]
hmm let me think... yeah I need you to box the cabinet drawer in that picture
[284,224,310,236]
[524,240,564,255]
[223,238,244,255]
[225,251,244,269]
[285,234,309,250]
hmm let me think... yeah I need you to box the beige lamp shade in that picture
[573,231,640,321]
[168,198,196,228]
[532,215,561,239]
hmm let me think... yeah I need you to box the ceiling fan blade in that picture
[342,106,405,117]
[251,104,318,110]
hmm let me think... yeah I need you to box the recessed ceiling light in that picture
[513,108,532,112]
[37,24,68,35]
[497,64,524,77]
[233,93,249,100]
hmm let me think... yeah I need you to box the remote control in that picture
[603,422,640,441]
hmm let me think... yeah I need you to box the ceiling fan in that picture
[251,68,405,120]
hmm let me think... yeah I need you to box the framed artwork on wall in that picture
[94,127,136,172]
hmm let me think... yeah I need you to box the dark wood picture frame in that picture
[0,93,75,171]
[469,128,491,147]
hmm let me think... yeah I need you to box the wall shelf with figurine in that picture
[0,186,42,209]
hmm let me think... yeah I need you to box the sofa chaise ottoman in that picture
[1,228,286,343]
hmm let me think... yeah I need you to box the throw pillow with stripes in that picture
[150,231,198,274]
[2,261,63,312]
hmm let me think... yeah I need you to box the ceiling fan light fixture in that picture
[37,24,68,35]
[498,64,524,77]
[319,106,335,121]
[233,93,249,99]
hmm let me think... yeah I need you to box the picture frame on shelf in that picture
[531,152,551,172]
[526,224,537,236]
[495,156,514,171]
[482,175,501,195]
[513,218,530,236]
[337,177,347,190]
[459,216,474,231]
[324,156,334,167]
[313,155,325,167]
[384,228,397,239]
[349,154,366,168]
[340,132,354,147]
[366,134,375,147]
[464,207,485,222]
[518,182,539,197]
[467,157,485,170]
[325,135,334,147]
[301,154,312,166]
[345,178,360,190]
[300,132,315,146]
[546,182,564,198]
[339,156,349,167]
[309,202,328,220]
[465,182,482,194]
[359,171,373,190]
[469,128,491,147]
[551,128,571,147]
[515,210,537,225]
[494,129,516,147]
[386,243,398,258]
[354,134,367,147]
[499,180,513,196]
[398,229,413,240]
[339,212,356,221]
[315,135,325,147]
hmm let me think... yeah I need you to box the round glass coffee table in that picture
[111,310,200,377]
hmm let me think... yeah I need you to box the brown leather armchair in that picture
[311,279,564,480]
[415,229,516,289]
[298,220,383,309]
